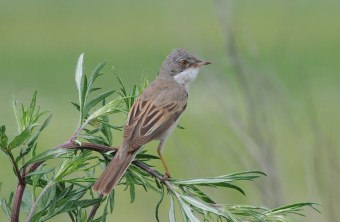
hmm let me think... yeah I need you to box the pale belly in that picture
[156,118,180,151]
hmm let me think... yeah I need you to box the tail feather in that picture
[93,145,138,195]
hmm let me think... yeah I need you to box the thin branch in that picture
[132,161,164,181]
[133,161,175,193]
[87,194,104,222]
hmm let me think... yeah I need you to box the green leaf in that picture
[107,190,115,213]
[0,125,8,148]
[87,96,125,121]
[180,195,227,219]
[173,171,264,195]
[0,193,13,219]
[29,91,38,119]
[89,62,106,87]
[169,194,176,222]
[75,53,84,99]
[136,153,159,160]
[99,121,123,131]
[189,186,215,204]
[26,114,52,146]
[70,102,80,111]
[21,188,33,214]
[84,90,115,115]
[129,181,136,203]
[75,198,102,208]
[176,124,185,129]
[90,87,102,93]
[269,202,320,215]
[25,167,54,178]
[25,148,74,166]
[8,124,38,150]
[155,185,164,222]
[79,134,108,145]
[101,116,113,146]
[80,75,88,119]
[178,198,200,222]
[101,196,110,222]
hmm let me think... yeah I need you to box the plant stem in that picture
[26,181,55,222]
[132,161,175,194]
[8,150,25,222]
[133,161,164,181]
[87,194,104,222]
[69,119,91,143]
[11,181,26,222]
[8,151,24,184]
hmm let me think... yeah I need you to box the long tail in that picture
[93,144,138,195]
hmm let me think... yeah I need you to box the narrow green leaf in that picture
[89,62,106,87]
[8,124,38,150]
[269,202,320,215]
[0,194,13,219]
[101,197,109,222]
[75,198,102,208]
[70,102,80,111]
[178,198,200,222]
[99,121,123,131]
[75,53,84,99]
[29,91,38,120]
[79,134,108,145]
[0,125,8,148]
[101,116,113,146]
[176,124,185,129]
[174,171,264,187]
[26,114,52,147]
[25,167,54,178]
[181,195,227,219]
[80,75,88,118]
[169,194,176,222]
[114,72,127,96]
[21,188,33,214]
[155,185,165,222]
[129,183,136,203]
[12,97,20,133]
[136,153,159,160]
[90,87,102,93]
[25,148,74,166]
[87,96,125,121]
[189,186,215,204]
[33,110,49,125]
[84,90,115,114]
[108,190,115,213]
[31,210,47,222]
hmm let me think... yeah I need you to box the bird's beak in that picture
[195,60,211,67]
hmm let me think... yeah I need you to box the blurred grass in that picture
[0,0,339,221]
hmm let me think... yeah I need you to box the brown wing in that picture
[123,83,187,152]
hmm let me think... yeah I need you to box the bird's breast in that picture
[174,68,199,92]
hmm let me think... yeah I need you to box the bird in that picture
[93,48,210,195]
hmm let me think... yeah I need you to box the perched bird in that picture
[93,48,210,195]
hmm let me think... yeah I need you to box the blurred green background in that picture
[1,0,339,221]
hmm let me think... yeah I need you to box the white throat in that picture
[174,68,199,92]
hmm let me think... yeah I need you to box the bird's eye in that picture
[180,59,188,65]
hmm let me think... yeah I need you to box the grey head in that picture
[159,48,210,76]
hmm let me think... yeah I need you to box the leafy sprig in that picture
[0,54,318,222]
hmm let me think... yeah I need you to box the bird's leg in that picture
[157,140,171,180]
